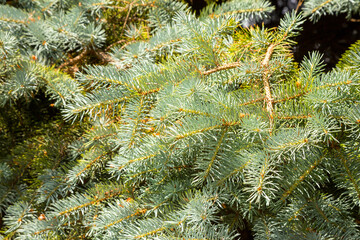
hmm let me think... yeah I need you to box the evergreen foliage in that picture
[1,0,360,239]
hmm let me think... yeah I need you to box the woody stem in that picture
[261,43,276,128]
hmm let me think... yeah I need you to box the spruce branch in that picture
[239,97,266,107]
[202,127,228,181]
[335,151,360,202]
[2,0,360,239]
[311,0,334,14]
[280,155,325,202]
[50,186,125,218]
[0,17,26,24]
[102,208,147,230]
[74,153,107,179]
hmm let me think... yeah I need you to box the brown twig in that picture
[311,0,332,13]
[350,18,360,22]
[57,47,89,70]
[239,97,265,107]
[295,0,304,12]
[57,46,120,72]
[118,40,138,51]
[201,62,241,76]
[92,49,116,64]
[261,44,276,128]
[121,3,133,37]
[105,39,127,51]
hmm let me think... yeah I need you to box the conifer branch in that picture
[174,121,241,141]
[33,228,53,236]
[313,199,331,222]
[203,128,228,180]
[337,153,360,200]
[311,0,334,13]
[287,203,308,222]
[67,93,132,118]
[57,189,123,216]
[104,208,147,229]
[312,197,346,234]
[129,168,158,178]
[44,183,62,202]
[175,125,222,140]
[253,157,270,202]
[134,226,166,238]
[117,153,159,169]
[82,71,141,92]
[128,96,145,147]
[217,158,251,185]
[273,79,353,104]
[75,152,107,178]
[178,108,211,116]
[36,64,80,100]
[239,97,265,107]
[42,77,68,102]
[280,155,324,202]
[0,17,26,24]
[2,0,360,238]
[273,92,306,104]
[147,38,182,52]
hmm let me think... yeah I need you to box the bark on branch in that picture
[201,62,241,76]
[57,47,120,73]
[261,44,276,127]
[92,49,116,64]
[57,47,89,70]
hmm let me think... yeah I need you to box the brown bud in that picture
[38,213,46,221]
